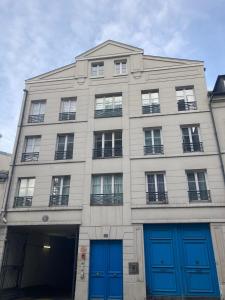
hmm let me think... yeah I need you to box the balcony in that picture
[28,114,44,123]
[55,150,73,160]
[183,142,203,153]
[14,196,32,207]
[188,190,211,202]
[95,107,122,118]
[21,152,39,162]
[93,147,122,159]
[144,145,164,155]
[177,100,197,111]
[146,192,168,204]
[90,193,123,206]
[59,112,76,121]
[142,104,160,114]
[49,195,69,206]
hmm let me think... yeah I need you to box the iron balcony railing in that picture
[21,152,39,162]
[142,104,160,114]
[14,196,32,207]
[177,100,197,111]
[144,145,164,155]
[55,150,73,160]
[93,147,122,159]
[146,192,168,204]
[49,194,69,206]
[188,190,211,201]
[28,114,45,123]
[182,142,203,152]
[90,193,123,206]
[59,112,76,121]
[95,107,122,118]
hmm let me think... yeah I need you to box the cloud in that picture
[0,0,216,152]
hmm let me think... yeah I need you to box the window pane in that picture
[157,174,165,192]
[103,175,112,194]
[105,97,113,109]
[145,131,152,146]
[92,176,101,194]
[187,173,197,191]
[96,98,104,110]
[114,175,122,193]
[197,172,207,191]
[147,174,155,193]
[31,103,40,115]
[114,96,122,108]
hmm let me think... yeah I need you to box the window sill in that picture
[113,73,128,77]
[8,205,83,212]
[90,75,104,79]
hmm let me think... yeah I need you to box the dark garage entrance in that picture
[0,225,79,300]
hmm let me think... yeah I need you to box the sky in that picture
[0,0,225,153]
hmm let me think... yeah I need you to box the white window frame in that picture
[176,86,196,103]
[181,125,201,144]
[30,100,46,115]
[144,128,162,147]
[91,62,104,77]
[142,90,160,106]
[145,172,167,194]
[114,60,127,75]
[51,176,70,196]
[186,170,208,192]
[61,97,76,113]
[95,95,122,110]
[24,136,41,153]
[95,131,122,150]
[17,177,35,197]
[92,174,122,194]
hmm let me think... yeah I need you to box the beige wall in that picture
[2,42,225,299]
[0,152,11,209]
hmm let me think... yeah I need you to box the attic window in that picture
[91,62,104,77]
[115,59,127,75]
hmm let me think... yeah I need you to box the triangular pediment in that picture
[76,40,143,60]
[143,55,203,70]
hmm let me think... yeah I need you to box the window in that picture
[144,128,163,155]
[95,94,122,118]
[22,136,41,162]
[114,60,127,75]
[181,125,203,152]
[55,133,74,160]
[91,62,104,77]
[176,86,197,111]
[146,173,167,203]
[186,170,210,201]
[93,131,122,158]
[50,176,70,206]
[59,97,76,121]
[28,100,46,123]
[142,90,160,114]
[91,174,123,205]
[14,178,35,207]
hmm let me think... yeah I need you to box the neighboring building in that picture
[0,151,11,208]
[0,40,225,300]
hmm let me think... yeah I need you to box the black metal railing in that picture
[183,142,203,152]
[90,193,123,205]
[59,112,76,121]
[93,147,122,159]
[21,152,39,162]
[144,145,164,155]
[188,190,211,201]
[28,114,45,123]
[95,107,122,118]
[14,196,32,207]
[146,192,168,204]
[142,104,160,114]
[49,195,69,206]
[177,100,197,111]
[55,150,73,160]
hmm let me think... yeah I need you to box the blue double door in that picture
[144,224,220,298]
[89,240,123,300]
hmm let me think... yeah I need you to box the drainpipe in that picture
[209,91,225,185]
[1,89,28,220]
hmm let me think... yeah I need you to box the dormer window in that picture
[91,62,104,77]
[115,60,127,75]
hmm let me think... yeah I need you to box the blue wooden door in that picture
[144,224,220,298]
[89,240,123,300]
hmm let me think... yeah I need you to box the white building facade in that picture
[0,41,225,300]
